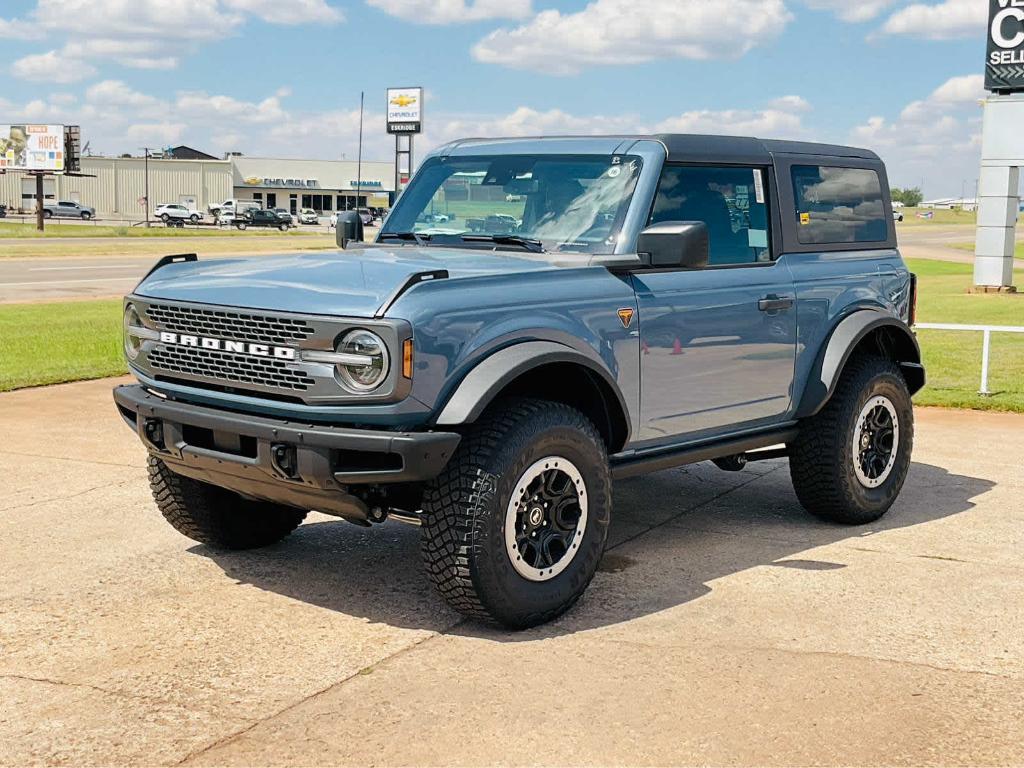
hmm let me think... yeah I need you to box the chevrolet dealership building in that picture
[0,152,395,218]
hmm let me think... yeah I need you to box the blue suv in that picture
[114,135,924,628]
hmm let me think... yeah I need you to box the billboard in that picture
[986,0,1024,92]
[0,124,66,171]
[386,87,422,134]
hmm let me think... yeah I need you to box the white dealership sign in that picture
[386,87,422,134]
[0,124,66,171]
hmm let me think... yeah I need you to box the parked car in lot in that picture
[154,203,202,224]
[892,207,905,222]
[115,134,923,630]
[298,208,319,225]
[272,207,297,225]
[43,200,95,219]
[236,208,291,231]
[0,204,6,218]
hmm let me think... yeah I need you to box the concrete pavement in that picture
[1,377,1022,765]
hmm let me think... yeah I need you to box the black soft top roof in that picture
[653,134,880,164]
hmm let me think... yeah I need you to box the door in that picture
[633,164,797,443]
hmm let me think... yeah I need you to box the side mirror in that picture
[636,221,709,269]
[335,211,364,249]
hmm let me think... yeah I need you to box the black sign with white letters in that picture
[987,0,1024,91]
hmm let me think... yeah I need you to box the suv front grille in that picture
[145,303,315,346]
[149,346,316,391]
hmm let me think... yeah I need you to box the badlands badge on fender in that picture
[617,308,635,328]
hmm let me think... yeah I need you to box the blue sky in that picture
[0,0,995,196]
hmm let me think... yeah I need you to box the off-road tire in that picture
[148,457,307,549]
[421,398,612,629]
[789,355,913,525]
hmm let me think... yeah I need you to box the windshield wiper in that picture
[379,231,431,246]
[460,234,545,253]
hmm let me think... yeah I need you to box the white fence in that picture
[915,322,1024,395]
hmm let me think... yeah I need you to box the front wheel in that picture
[81,211,92,220]
[189,214,199,223]
[789,356,914,525]
[149,458,306,549]
[43,210,52,219]
[421,399,611,629]
[279,223,289,231]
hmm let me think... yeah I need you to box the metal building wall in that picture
[0,156,232,218]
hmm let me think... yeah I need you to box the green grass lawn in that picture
[0,299,126,391]
[897,207,977,226]
[906,258,1024,412]
[2,258,1022,415]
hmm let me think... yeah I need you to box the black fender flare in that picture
[434,340,631,444]
[796,310,925,418]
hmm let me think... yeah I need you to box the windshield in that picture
[381,154,642,254]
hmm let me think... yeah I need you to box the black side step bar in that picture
[611,426,799,480]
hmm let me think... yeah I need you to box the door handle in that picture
[758,294,794,312]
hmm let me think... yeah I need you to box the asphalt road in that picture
[2,224,1020,304]
[2,378,1022,765]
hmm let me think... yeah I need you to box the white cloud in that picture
[849,74,983,195]
[767,95,813,112]
[5,0,342,78]
[880,0,986,39]
[125,122,187,145]
[472,0,792,74]
[653,106,808,139]
[367,0,531,24]
[10,50,97,83]
[222,0,343,24]
[803,0,897,23]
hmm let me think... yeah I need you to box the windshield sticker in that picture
[607,166,621,178]
[753,169,765,204]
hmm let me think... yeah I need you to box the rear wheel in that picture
[236,222,247,230]
[43,210,52,219]
[279,223,289,231]
[789,356,914,524]
[148,457,306,549]
[160,213,170,223]
[421,399,611,629]
[189,213,199,223]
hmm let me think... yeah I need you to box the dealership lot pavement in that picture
[2,377,1022,765]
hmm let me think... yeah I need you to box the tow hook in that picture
[270,443,299,479]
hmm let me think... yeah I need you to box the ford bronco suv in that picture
[114,135,923,629]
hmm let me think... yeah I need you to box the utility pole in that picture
[34,172,44,232]
[140,147,151,227]
[355,91,364,216]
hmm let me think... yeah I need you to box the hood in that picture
[134,246,557,318]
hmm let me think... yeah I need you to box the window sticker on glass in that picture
[752,169,765,204]
[748,228,768,248]
[800,212,811,225]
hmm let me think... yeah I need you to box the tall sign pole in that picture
[356,91,364,213]
[386,87,423,204]
[974,0,1024,291]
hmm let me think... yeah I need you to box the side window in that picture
[649,165,771,266]
[790,165,887,244]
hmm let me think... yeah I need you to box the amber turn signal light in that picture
[402,338,414,379]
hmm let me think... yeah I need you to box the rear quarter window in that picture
[791,165,887,244]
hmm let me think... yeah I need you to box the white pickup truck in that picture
[207,198,261,217]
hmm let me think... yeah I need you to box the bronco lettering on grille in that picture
[158,331,297,360]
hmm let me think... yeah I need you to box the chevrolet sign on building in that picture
[231,156,395,214]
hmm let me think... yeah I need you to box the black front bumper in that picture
[114,385,460,519]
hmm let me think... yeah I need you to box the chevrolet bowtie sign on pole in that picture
[387,87,422,200]
[975,0,1024,291]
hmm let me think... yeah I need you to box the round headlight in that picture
[336,329,389,392]
[123,304,142,361]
